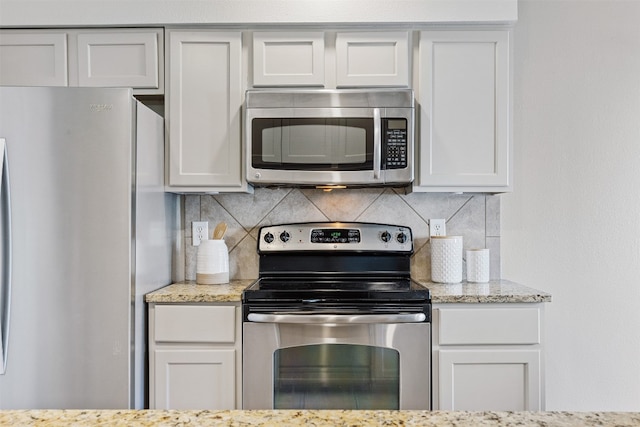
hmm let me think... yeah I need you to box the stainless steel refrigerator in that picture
[0,87,178,409]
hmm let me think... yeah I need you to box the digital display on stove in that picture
[310,228,361,244]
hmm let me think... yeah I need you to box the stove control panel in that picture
[258,222,413,252]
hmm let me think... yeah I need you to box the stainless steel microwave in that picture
[245,89,414,188]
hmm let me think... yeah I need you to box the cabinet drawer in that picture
[438,307,540,345]
[154,305,236,343]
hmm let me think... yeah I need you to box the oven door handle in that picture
[246,312,426,324]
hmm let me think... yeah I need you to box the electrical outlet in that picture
[430,219,446,236]
[192,221,209,246]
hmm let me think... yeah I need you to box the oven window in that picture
[273,344,400,410]
[251,118,374,170]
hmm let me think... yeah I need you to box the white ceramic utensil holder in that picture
[466,248,490,283]
[431,236,463,283]
[196,239,229,285]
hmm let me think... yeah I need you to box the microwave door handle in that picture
[373,108,381,180]
[0,138,11,375]
[247,313,426,324]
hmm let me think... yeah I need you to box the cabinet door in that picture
[252,32,325,87]
[416,30,511,192]
[336,32,409,87]
[76,30,162,93]
[167,31,246,191]
[154,349,236,410]
[0,31,68,86]
[439,349,540,411]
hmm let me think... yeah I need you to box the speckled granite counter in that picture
[0,410,637,426]
[145,279,551,304]
[145,280,252,303]
[425,279,551,304]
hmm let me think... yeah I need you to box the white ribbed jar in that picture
[466,248,490,283]
[430,235,463,283]
[196,239,229,284]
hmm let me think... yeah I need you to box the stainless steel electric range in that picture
[242,222,431,410]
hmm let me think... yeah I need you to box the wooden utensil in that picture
[212,222,227,239]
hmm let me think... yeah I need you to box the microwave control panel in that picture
[383,119,408,169]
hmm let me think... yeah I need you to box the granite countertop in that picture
[425,279,552,304]
[145,279,551,304]
[145,280,252,303]
[0,409,637,426]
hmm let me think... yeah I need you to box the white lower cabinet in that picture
[433,304,545,411]
[149,303,242,409]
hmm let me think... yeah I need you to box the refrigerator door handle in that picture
[0,138,11,375]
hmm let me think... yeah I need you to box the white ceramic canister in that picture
[466,248,490,283]
[196,239,229,285]
[430,235,463,283]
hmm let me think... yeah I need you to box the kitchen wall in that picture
[182,189,501,282]
[503,0,640,411]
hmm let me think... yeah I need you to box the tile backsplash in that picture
[182,188,501,281]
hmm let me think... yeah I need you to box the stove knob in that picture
[381,231,391,242]
[396,232,408,244]
[279,231,291,243]
[264,232,275,244]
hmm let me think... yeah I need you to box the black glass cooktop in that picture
[242,277,431,303]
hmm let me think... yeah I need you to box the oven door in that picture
[242,313,431,410]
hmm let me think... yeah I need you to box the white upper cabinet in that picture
[336,31,409,87]
[253,32,325,87]
[0,29,163,94]
[252,31,409,88]
[76,31,162,92]
[0,31,68,86]
[415,30,512,193]
[166,30,247,192]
